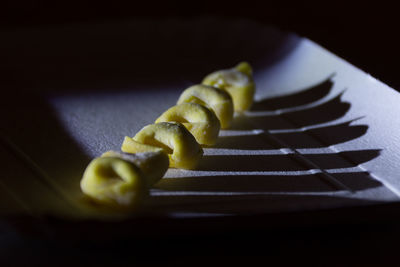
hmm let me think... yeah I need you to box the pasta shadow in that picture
[197,150,380,172]
[252,75,334,111]
[156,171,380,193]
[216,120,368,150]
[230,92,351,131]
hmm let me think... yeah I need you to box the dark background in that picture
[1,1,400,266]
[2,1,399,90]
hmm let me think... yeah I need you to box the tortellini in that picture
[80,62,256,210]
[80,157,147,209]
[101,150,169,186]
[202,62,255,112]
[155,102,220,146]
[121,122,203,170]
[177,84,234,129]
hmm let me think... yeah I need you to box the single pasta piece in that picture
[121,122,203,169]
[177,84,234,129]
[202,62,255,112]
[80,157,147,209]
[101,150,169,186]
[155,102,220,146]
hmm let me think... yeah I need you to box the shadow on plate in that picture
[156,171,380,193]
[197,150,380,172]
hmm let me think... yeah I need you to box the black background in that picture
[2,1,399,90]
[1,1,400,266]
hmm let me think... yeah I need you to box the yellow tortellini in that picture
[121,122,203,170]
[202,62,255,112]
[101,150,169,186]
[80,62,256,210]
[155,102,220,146]
[177,84,234,129]
[80,157,147,209]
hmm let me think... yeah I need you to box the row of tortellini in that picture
[81,62,256,210]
